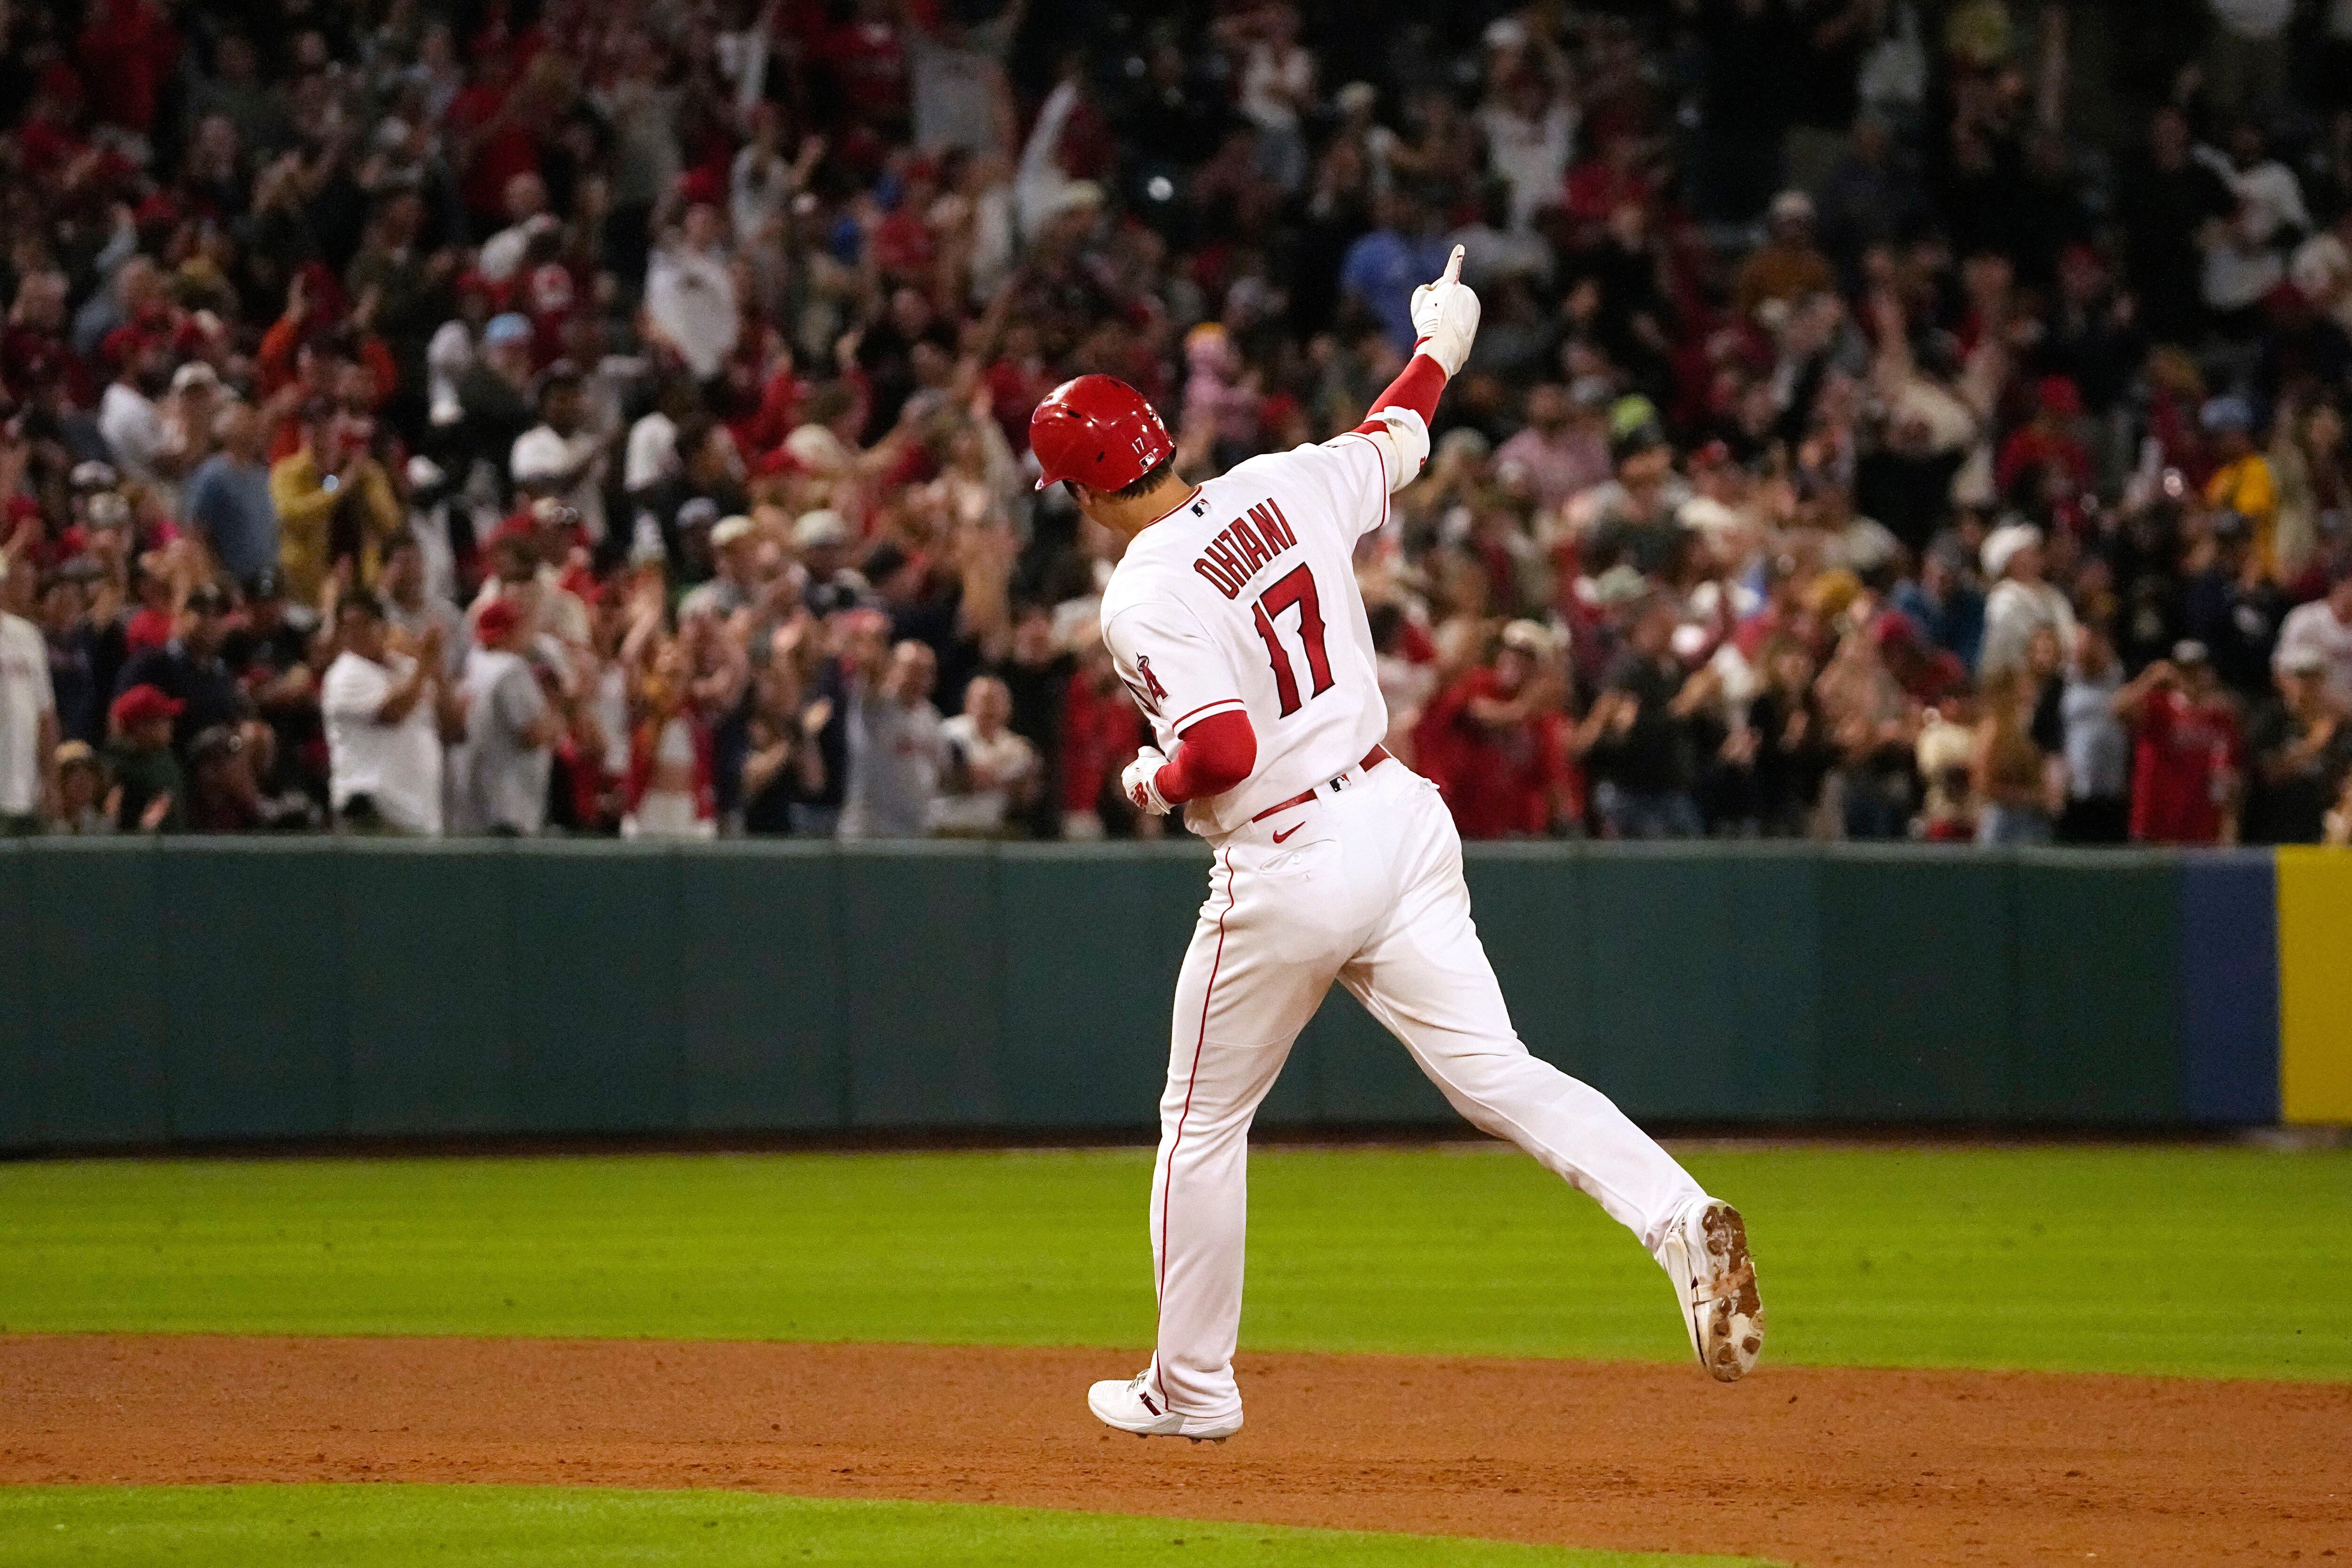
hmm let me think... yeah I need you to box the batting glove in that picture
[1121,747,1173,815]
[1408,245,1481,378]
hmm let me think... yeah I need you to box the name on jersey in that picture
[1190,499,1300,599]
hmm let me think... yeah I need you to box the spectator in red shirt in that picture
[1994,375,2094,515]
[1415,620,1577,838]
[2115,640,2245,845]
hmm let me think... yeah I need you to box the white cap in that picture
[711,514,755,549]
[170,361,220,393]
[1982,522,2043,580]
[794,509,850,549]
[1770,189,1816,225]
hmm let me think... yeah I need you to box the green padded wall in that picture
[508,843,688,1133]
[2010,851,2183,1124]
[24,840,171,1145]
[0,839,2220,1151]
[343,842,517,1136]
[839,843,1004,1126]
[1818,848,2017,1121]
[0,843,32,1149]
[675,843,845,1130]
[158,842,348,1140]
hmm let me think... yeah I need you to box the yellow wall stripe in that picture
[2278,847,2352,1124]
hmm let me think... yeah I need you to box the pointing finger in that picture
[1441,245,1465,286]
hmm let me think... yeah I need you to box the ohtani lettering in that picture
[1190,498,1300,599]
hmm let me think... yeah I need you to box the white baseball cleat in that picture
[1086,1371,1243,1442]
[1654,1197,1764,1383]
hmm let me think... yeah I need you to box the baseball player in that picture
[1031,248,1762,1443]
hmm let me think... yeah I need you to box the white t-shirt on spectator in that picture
[512,424,608,542]
[0,611,55,817]
[2274,597,2352,712]
[322,649,445,834]
[624,410,681,492]
[99,382,168,482]
[930,714,1036,833]
[644,242,740,381]
[1477,99,1576,230]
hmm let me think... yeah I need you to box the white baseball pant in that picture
[1145,758,1706,1422]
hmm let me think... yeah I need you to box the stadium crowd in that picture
[3,0,2352,846]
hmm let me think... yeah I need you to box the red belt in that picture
[1250,745,1391,822]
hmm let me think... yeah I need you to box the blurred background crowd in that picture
[4,0,2352,846]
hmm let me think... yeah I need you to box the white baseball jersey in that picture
[1099,416,1425,837]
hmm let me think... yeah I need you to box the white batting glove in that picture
[1121,747,1172,815]
[1408,245,1481,378]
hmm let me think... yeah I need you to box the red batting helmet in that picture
[1028,375,1174,492]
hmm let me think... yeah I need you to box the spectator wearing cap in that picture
[105,683,183,833]
[458,316,540,497]
[794,510,865,613]
[322,591,453,836]
[182,725,272,834]
[2114,641,2245,846]
[453,598,564,836]
[2272,566,2352,715]
[2244,642,2352,844]
[1734,192,1834,320]
[270,402,402,603]
[511,366,611,544]
[114,583,246,752]
[34,569,105,749]
[1583,598,1704,839]
[1978,523,2077,680]
[1891,539,1986,674]
[2201,397,2280,577]
[1994,377,2092,514]
[48,741,110,835]
[0,560,60,835]
[681,517,760,621]
[182,402,278,587]
[2057,624,2132,845]
[1416,619,1578,839]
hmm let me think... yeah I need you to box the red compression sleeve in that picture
[1355,352,1447,433]
[1154,709,1257,803]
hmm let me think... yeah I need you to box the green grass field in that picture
[0,1486,1770,1567]
[1,1144,2345,1379]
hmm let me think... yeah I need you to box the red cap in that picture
[475,599,524,641]
[1029,375,1173,493]
[110,683,184,730]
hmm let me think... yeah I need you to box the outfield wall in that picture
[0,839,2343,1151]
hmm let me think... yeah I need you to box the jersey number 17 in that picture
[1250,564,1334,718]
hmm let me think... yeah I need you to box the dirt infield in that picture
[2,1336,2344,1566]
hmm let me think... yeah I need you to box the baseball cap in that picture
[483,313,533,349]
[1981,522,2042,579]
[2173,638,2211,667]
[1770,189,1816,225]
[187,724,244,765]
[70,460,119,492]
[2200,395,2255,435]
[711,514,755,549]
[110,683,183,729]
[676,497,722,533]
[475,598,524,640]
[184,583,231,614]
[54,740,97,770]
[2279,643,2328,676]
[170,361,220,394]
[794,509,850,549]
